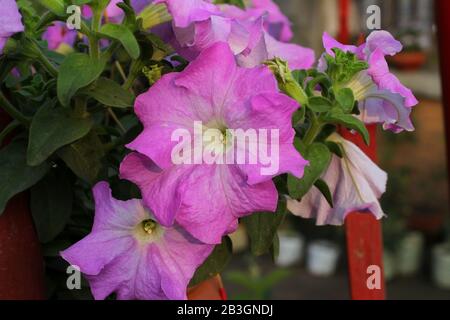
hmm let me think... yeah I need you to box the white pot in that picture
[432,243,450,289]
[307,240,340,277]
[275,231,304,267]
[396,232,425,276]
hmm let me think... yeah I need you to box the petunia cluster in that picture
[0,0,419,301]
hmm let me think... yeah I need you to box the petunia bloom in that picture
[240,0,294,42]
[156,0,314,70]
[320,31,418,133]
[287,133,387,226]
[43,22,77,53]
[120,42,308,244]
[0,0,24,54]
[61,182,214,300]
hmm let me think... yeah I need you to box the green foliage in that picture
[190,237,233,287]
[99,24,141,59]
[325,48,369,84]
[31,167,73,243]
[0,140,50,215]
[81,77,134,108]
[57,53,105,106]
[243,198,287,256]
[27,102,93,166]
[288,142,332,199]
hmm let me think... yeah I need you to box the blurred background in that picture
[224,0,450,300]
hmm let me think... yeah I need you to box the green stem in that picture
[89,11,103,59]
[0,92,30,126]
[303,114,323,146]
[0,120,20,145]
[35,44,58,77]
[123,60,144,91]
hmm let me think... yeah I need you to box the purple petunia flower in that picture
[120,42,308,244]
[156,0,314,70]
[287,133,387,226]
[242,0,294,42]
[0,0,24,54]
[61,182,214,300]
[43,22,77,52]
[320,31,418,133]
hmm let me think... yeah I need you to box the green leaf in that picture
[99,24,140,59]
[27,103,93,166]
[335,88,355,113]
[57,53,105,106]
[325,108,370,145]
[82,77,134,108]
[57,131,104,184]
[308,96,333,113]
[325,141,343,158]
[190,236,232,287]
[288,143,332,199]
[243,198,287,256]
[0,140,50,215]
[38,0,66,16]
[314,179,334,208]
[31,168,73,243]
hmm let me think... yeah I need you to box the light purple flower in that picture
[0,0,24,54]
[43,22,77,52]
[120,43,308,244]
[243,0,294,42]
[61,182,214,300]
[287,134,387,226]
[320,31,418,133]
[157,0,314,70]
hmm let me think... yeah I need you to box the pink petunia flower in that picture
[61,182,214,300]
[43,22,77,52]
[320,31,418,133]
[156,0,314,70]
[0,0,24,54]
[287,133,387,226]
[120,42,308,244]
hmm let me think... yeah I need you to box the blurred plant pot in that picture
[432,243,450,290]
[0,193,46,299]
[383,250,397,282]
[188,275,226,300]
[396,232,425,276]
[275,231,304,267]
[306,240,340,277]
[388,51,427,71]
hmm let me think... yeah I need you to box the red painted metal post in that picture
[436,1,450,187]
[337,0,386,300]
[0,110,46,299]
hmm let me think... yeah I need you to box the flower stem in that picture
[303,113,323,146]
[0,92,30,127]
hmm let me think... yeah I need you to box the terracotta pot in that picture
[188,275,226,300]
[0,193,46,300]
[388,51,427,71]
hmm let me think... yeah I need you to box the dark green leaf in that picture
[82,77,134,108]
[57,53,105,106]
[308,96,333,113]
[99,24,140,59]
[0,140,50,215]
[314,179,334,208]
[243,198,287,256]
[38,0,66,16]
[190,236,232,287]
[27,103,93,166]
[57,131,104,184]
[335,88,355,113]
[31,168,73,243]
[288,143,332,199]
[325,108,370,145]
[325,141,343,158]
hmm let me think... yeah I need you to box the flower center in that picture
[133,218,164,245]
[142,219,157,234]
